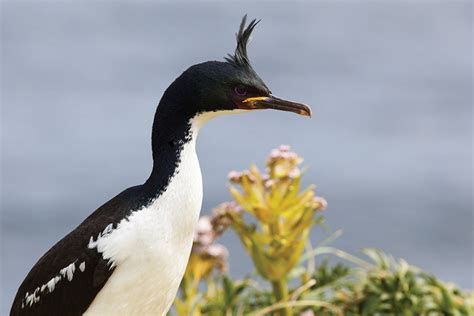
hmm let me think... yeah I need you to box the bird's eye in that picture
[234,85,248,96]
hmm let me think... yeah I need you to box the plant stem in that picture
[271,278,293,316]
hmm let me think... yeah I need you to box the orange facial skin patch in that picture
[242,96,268,103]
[239,96,268,110]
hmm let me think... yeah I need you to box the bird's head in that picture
[159,15,311,122]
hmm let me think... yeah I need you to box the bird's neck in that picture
[145,103,197,193]
[144,83,226,197]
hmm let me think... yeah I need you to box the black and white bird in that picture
[11,16,311,315]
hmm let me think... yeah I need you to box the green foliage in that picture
[171,146,473,316]
[303,249,474,316]
[312,260,352,289]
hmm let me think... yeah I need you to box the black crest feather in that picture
[225,15,261,69]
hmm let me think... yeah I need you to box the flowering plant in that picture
[171,146,473,316]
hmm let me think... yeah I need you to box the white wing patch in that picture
[41,276,61,293]
[79,261,86,272]
[21,260,86,309]
[24,288,40,308]
[88,223,114,249]
[60,262,76,281]
[88,223,118,268]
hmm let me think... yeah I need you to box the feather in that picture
[225,15,261,69]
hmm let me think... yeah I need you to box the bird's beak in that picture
[241,95,312,117]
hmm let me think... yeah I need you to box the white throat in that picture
[192,109,247,130]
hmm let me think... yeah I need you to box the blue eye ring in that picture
[234,85,247,96]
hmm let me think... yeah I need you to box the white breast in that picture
[84,129,203,316]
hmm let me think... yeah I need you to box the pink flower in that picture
[228,170,242,182]
[194,216,215,245]
[312,196,328,210]
[279,144,290,152]
[288,168,301,179]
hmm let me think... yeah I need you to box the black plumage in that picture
[10,15,311,316]
[224,14,260,70]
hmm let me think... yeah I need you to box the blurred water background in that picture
[1,1,472,313]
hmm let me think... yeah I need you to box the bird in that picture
[10,15,311,316]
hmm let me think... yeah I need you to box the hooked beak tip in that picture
[294,103,312,117]
[300,108,312,117]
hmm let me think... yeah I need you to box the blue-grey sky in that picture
[1,1,472,312]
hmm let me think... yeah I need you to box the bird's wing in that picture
[10,235,114,316]
[10,185,150,316]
